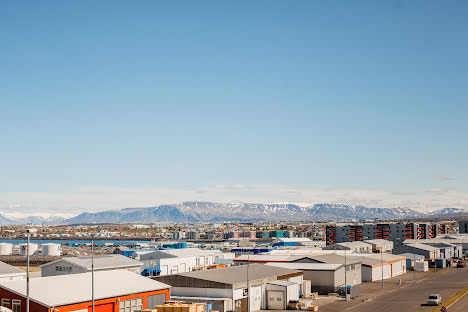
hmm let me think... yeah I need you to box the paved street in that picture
[318,266,468,312]
[447,291,468,312]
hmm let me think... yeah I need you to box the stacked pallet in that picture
[155,302,214,312]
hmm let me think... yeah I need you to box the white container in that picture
[19,243,38,256]
[414,260,428,272]
[0,243,13,255]
[41,243,61,256]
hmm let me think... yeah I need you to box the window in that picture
[1,299,11,309]
[12,300,20,312]
[119,297,143,312]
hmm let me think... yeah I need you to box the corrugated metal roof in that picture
[0,269,170,307]
[39,254,143,270]
[177,263,301,285]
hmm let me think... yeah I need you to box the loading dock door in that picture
[267,290,285,310]
[250,285,262,311]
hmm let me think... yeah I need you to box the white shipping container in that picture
[414,261,428,272]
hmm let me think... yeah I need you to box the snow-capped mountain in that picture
[60,202,468,224]
[0,213,71,225]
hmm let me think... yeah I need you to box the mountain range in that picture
[61,202,468,224]
[1,202,466,225]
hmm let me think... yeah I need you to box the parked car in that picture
[427,294,442,306]
[457,260,465,268]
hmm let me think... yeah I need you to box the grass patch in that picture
[432,287,468,312]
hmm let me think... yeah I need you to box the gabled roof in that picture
[0,269,170,307]
[0,261,26,276]
[39,254,142,270]
[177,263,302,285]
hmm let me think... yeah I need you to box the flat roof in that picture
[0,269,170,307]
[39,254,143,270]
[178,263,302,285]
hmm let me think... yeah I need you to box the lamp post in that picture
[380,247,384,290]
[26,228,37,312]
[91,234,95,312]
[246,253,250,312]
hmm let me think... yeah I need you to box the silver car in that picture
[427,294,442,306]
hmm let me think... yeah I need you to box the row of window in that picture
[119,297,143,312]
[1,298,21,312]
[56,266,73,272]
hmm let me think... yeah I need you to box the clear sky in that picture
[1,1,467,216]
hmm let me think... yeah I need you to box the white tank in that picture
[19,243,38,256]
[0,243,13,255]
[41,243,61,256]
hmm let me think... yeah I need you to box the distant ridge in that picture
[56,202,468,225]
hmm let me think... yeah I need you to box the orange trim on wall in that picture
[0,286,169,312]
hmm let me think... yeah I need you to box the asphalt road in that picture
[318,266,468,312]
[447,291,468,312]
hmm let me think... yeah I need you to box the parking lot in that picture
[317,265,468,312]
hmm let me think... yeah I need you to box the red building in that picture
[0,269,170,312]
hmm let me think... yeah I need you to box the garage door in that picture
[147,294,167,309]
[250,285,262,311]
[267,290,284,310]
[391,261,404,277]
[88,303,114,312]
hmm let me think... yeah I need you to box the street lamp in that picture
[91,234,95,312]
[246,253,250,312]
[26,228,37,312]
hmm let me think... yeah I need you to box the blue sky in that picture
[0,1,467,215]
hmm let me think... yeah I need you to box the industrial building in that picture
[0,261,26,282]
[138,248,234,276]
[0,269,170,312]
[363,239,394,253]
[322,241,373,253]
[155,264,303,312]
[233,253,362,296]
[265,262,359,297]
[39,254,143,277]
[392,242,440,259]
[348,254,406,282]
[271,238,326,248]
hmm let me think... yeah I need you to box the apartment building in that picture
[326,222,448,247]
